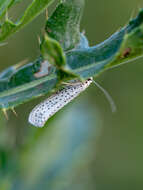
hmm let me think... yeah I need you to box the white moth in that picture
[28,78,93,127]
[28,78,116,128]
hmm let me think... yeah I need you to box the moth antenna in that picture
[92,80,117,113]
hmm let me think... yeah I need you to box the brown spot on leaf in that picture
[122,47,131,58]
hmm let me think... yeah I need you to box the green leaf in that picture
[0,73,58,109]
[0,0,27,20]
[40,34,78,81]
[66,10,143,78]
[0,57,56,92]
[0,6,143,109]
[109,22,143,68]
[0,0,55,41]
[40,34,66,68]
[0,0,13,19]
[45,0,85,51]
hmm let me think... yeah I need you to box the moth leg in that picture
[62,77,93,86]
[2,109,9,120]
[11,108,18,117]
[61,81,83,86]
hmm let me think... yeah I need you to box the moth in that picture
[28,78,116,127]
[28,78,93,127]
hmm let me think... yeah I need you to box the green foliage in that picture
[0,0,18,19]
[45,0,85,51]
[41,35,66,68]
[0,0,54,40]
[0,1,143,188]
[0,0,143,110]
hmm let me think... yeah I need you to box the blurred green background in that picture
[0,0,143,189]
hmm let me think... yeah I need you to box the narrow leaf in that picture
[0,0,55,41]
